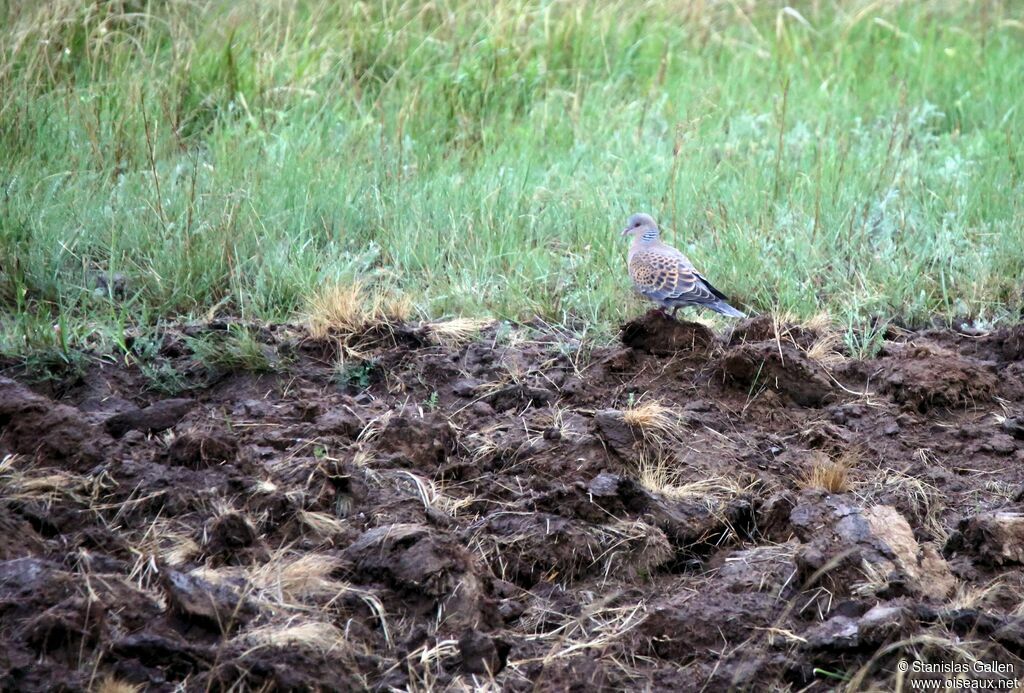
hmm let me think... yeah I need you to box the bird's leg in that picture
[670,306,679,320]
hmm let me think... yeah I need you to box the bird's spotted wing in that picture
[693,271,730,302]
[629,251,722,306]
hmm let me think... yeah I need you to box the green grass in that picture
[185,324,278,375]
[2,0,1023,363]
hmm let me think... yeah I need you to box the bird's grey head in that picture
[621,213,659,241]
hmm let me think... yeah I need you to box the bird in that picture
[621,212,746,319]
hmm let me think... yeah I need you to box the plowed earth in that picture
[3,312,1024,691]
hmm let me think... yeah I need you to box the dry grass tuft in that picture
[246,553,346,604]
[295,509,347,541]
[622,398,683,443]
[802,311,834,334]
[426,317,493,347]
[379,293,413,324]
[635,452,683,498]
[0,454,99,505]
[306,281,410,340]
[162,533,201,568]
[195,551,392,646]
[93,677,143,693]
[635,452,747,508]
[799,454,852,493]
[769,310,846,367]
[238,620,348,655]
[307,282,368,338]
[805,331,846,367]
[949,578,1006,611]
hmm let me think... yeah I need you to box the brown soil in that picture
[2,311,1024,691]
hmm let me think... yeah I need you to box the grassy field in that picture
[2,0,1023,367]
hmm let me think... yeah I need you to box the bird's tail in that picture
[710,300,746,318]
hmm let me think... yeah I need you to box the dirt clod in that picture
[167,430,238,468]
[458,628,510,675]
[719,341,834,405]
[950,511,1024,566]
[620,311,715,355]
[879,343,997,411]
[105,398,195,437]
[790,492,955,600]
[0,377,109,465]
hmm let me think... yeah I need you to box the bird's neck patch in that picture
[640,230,658,242]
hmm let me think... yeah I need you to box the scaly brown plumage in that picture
[621,213,745,318]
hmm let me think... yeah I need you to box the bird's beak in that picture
[620,227,630,237]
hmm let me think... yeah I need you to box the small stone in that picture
[805,615,859,651]
[470,401,494,417]
[858,604,910,646]
[543,427,562,440]
[162,569,257,632]
[452,379,480,398]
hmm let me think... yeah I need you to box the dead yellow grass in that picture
[296,509,347,540]
[622,398,682,443]
[427,317,493,346]
[0,454,98,504]
[799,453,851,493]
[238,620,348,655]
[192,551,392,645]
[92,677,142,693]
[805,331,846,367]
[635,452,747,505]
[802,311,834,334]
[949,578,1005,611]
[162,533,201,567]
[768,310,846,367]
[306,281,411,339]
